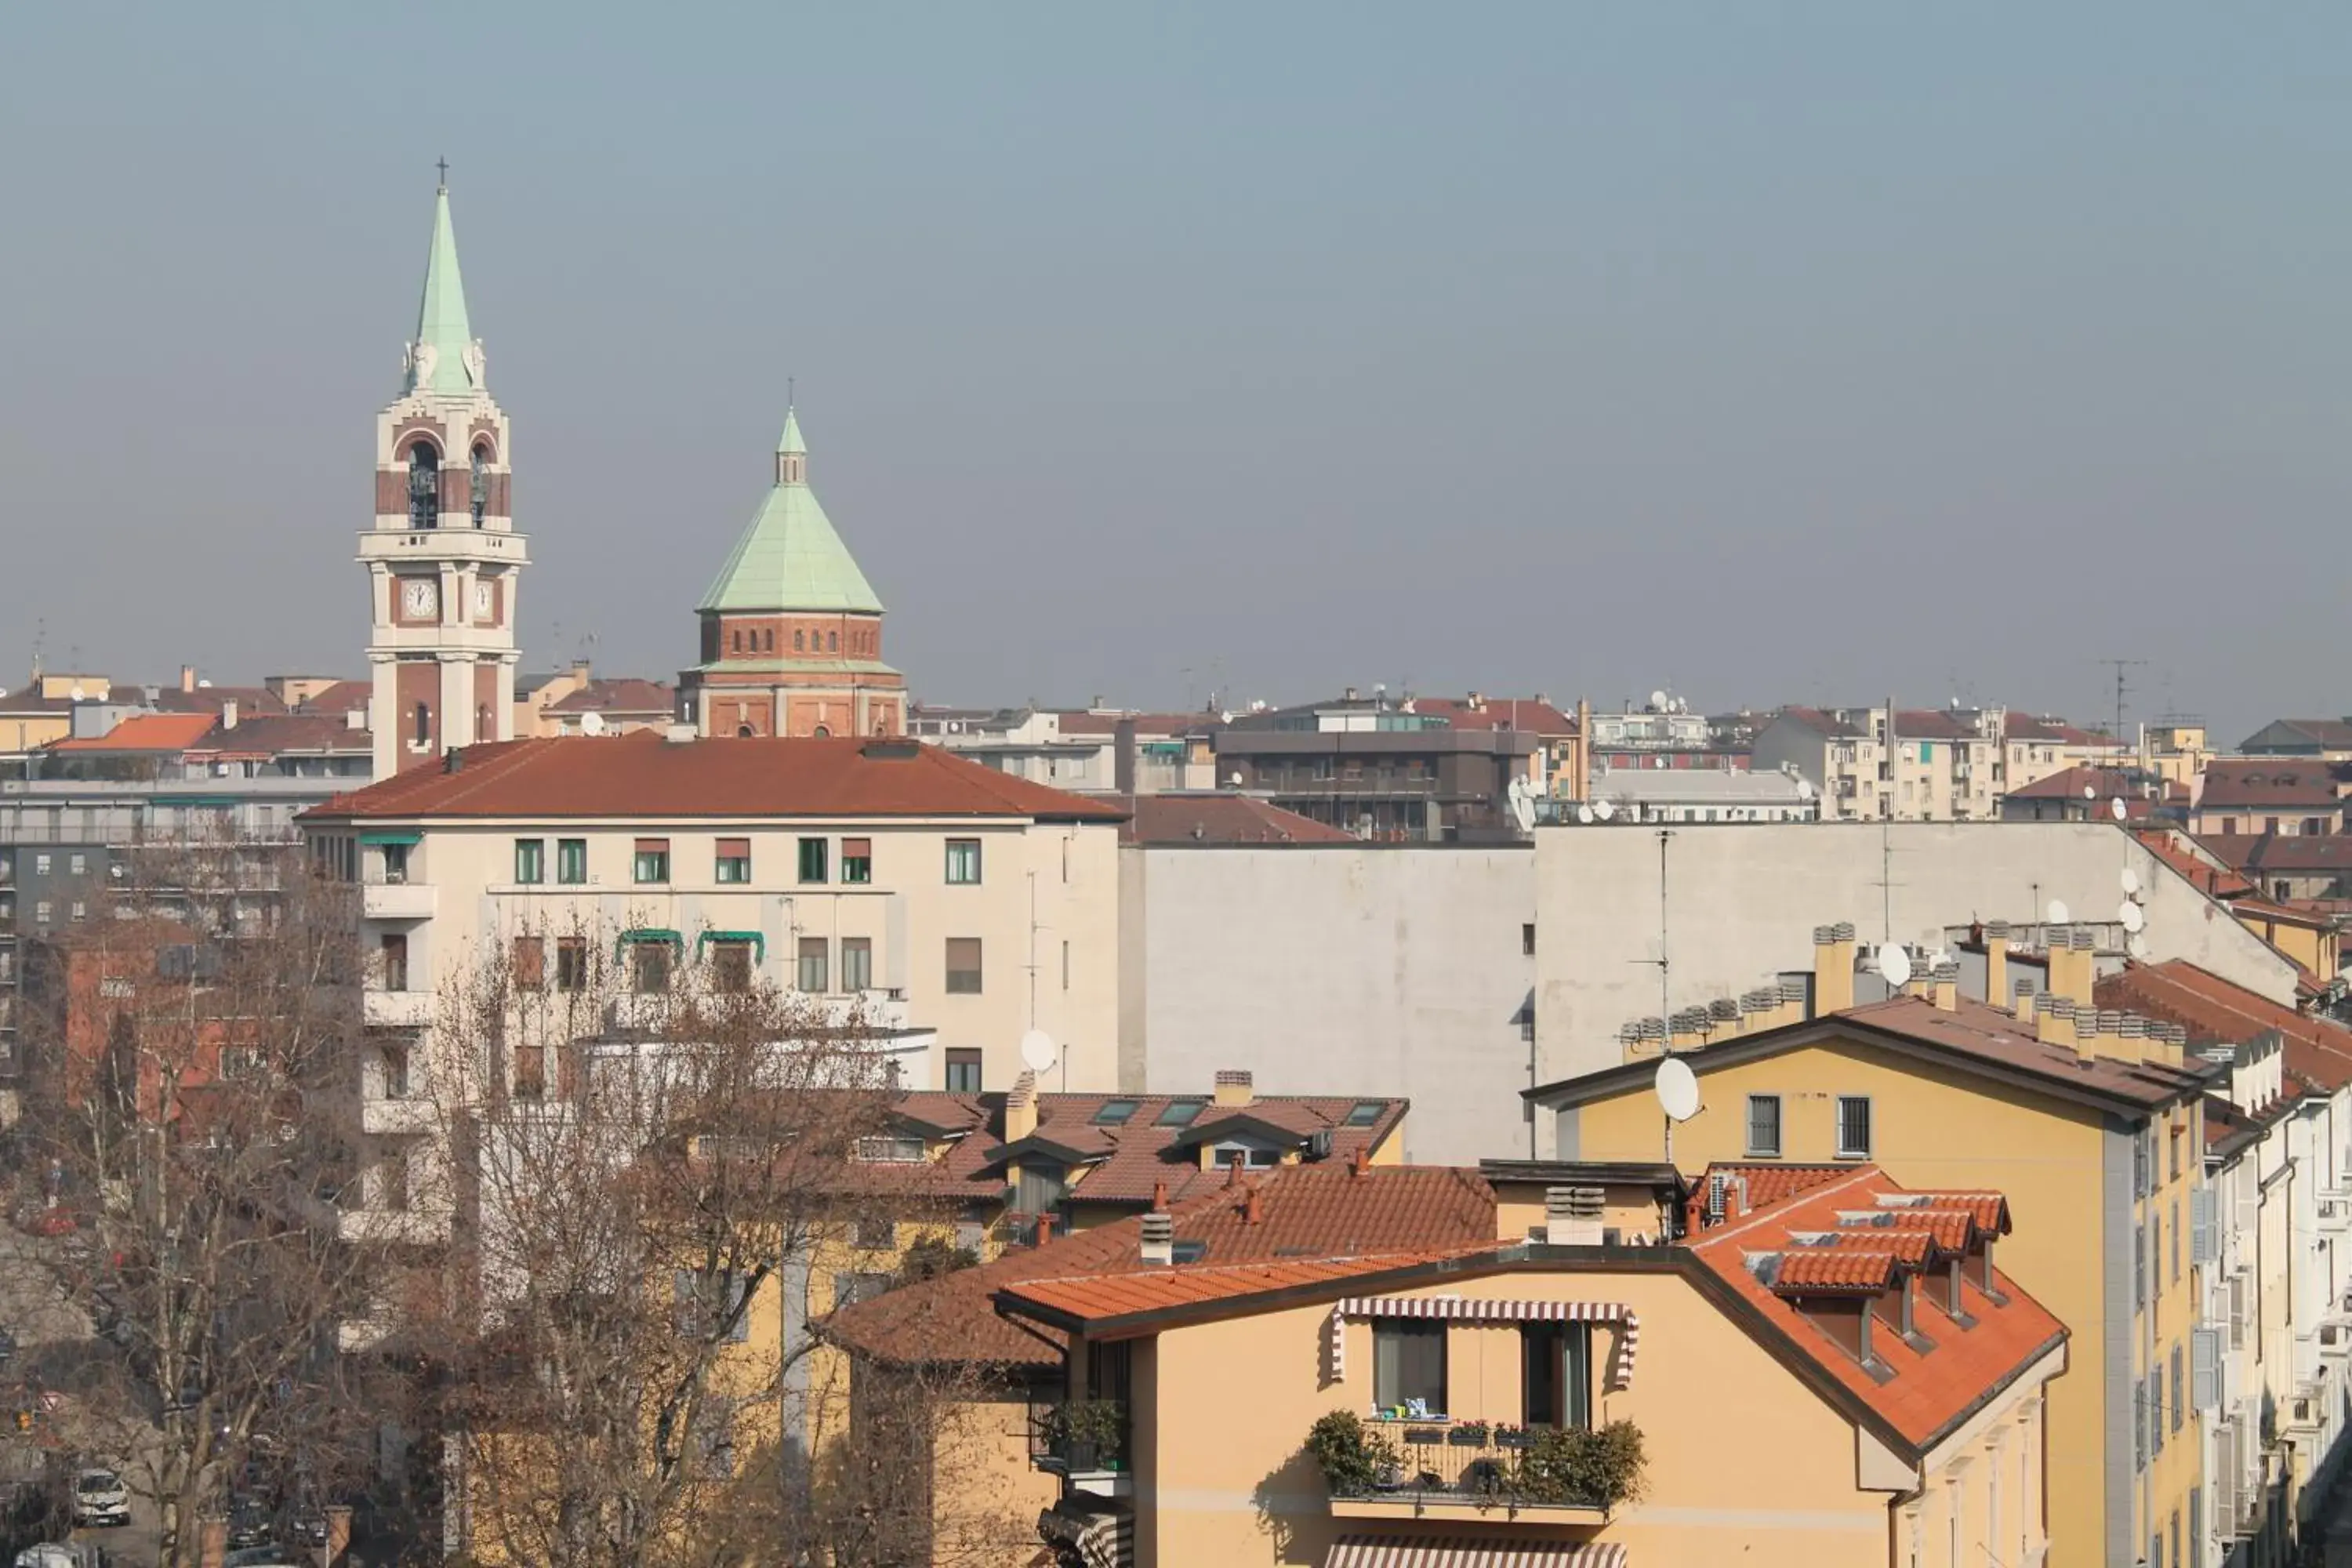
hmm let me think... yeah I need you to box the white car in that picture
[71,1469,129,1528]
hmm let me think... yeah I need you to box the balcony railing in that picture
[1034,1399,1129,1479]
[1319,1417,1635,1517]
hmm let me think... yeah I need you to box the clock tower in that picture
[361,174,526,780]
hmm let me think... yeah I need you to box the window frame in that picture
[709,938,755,994]
[797,935,829,994]
[514,838,545,885]
[714,837,752,884]
[797,837,829,884]
[1745,1093,1784,1158]
[555,936,590,993]
[840,935,873,993]
[1834,1094,1873,1160]
[943,1047,983,1094]
[1372,1319,1448,1414]
[945,837,983,885]
[945,936,982,995]
[633,839,671,885]
[556,838,588,885]
[841,837,873,884]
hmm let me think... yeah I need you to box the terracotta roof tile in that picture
[2096,960,2352,1092]
[1113,793,1356,846]
[1003,1249,1487,1320]
[1772,1248,1904,1292]
[2196,760,2344,810]
[2136,832,2256,899]
[2196,834,2352,874]
[189,714,371,755]
[48,713,217,753]
[546,678,674,715]
[299,733,1129,822]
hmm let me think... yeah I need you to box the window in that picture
[855,1136,926,1164]
[946,838,982,885]
[412,698,431,743]
[514,839,544,885]
[715,838,751,884]
[514,1043,545,1100]
[856,1219,897,1250]
[794,630,804,652]
[943,1047,982,1094]
[1746,1094,1784,1157]
[470,445,491,526]
[1062,939,1071,991]
[2189,1490,2201,1568]
[1835,1096,1871,1158]
[2172,1199,2182,1283]
[633,838,670,884]
[1092,1099,1142,1126]
[676,1270,751,1342]
[31,855,48,876]
[2151,1213,2161,1299]
[1373,1320,1447,1414]
[629,939,673,993]
[2171,1342,2186,1433]
[512,935,545,991]
[408,441,440,529]
[378,932,408,992]
[1157,1099,1207,1127]
[2135,1221,2147,1309]
[946,938,982,994]
[557,838,587,884]
[381,842,411,884]
[1520,1321,1591,1428]
[833,1272,892,1308]
[2154,1358,2167,1454]
[67,854,85,876]
[710,939,754,994]
[841,937,873,993]
[1523,922,1536,956]
[1210,1142,1279,1170]
[556,937,590,993]
[1344,1101,1386,1127]
[797,937,829,993]
[797,837,829,884]
[838,837,872,884]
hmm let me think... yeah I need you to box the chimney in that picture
[1139,1210,1174,1266]
[180,664,196,694]
[347,705,366,731]
[1114,717,1138,796]
[1543,1185,1606,1247]
[1982,920,2009,1010]
[220,699,238,731]
[571,659,592,681]
[1931,959,1959,1014]
[1004,1070,1038,1145]
[2012,977,2038,1026]
[1225,1152,1245,1188]
[2047,926,2097,1011]
[1213,1069,1254,1108]
[1151,1179,1169,1210]
[1813,923,1857,1014]
[1242,1187,1263,1225]
[1035,1213,1056,1247]
[665,723,698,744]
[2037,995,2078,1050]
[1350,1145,1370,1179]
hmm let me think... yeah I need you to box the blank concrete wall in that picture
[1127,844,1535,1164]
[1534,822,2296,1105]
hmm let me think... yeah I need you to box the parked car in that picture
[69,1470,128,1528]
[14,1544,109,1568]
[221,1548,301,1568]
[224,1496,274,1550]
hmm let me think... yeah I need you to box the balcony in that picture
[363,989,434,1028]
[361,1095,434,1137]
[336,1207,444,1246]
[362,880,436,920]
[1035,1399,1131,1499]
[1312,1414,1638,1524]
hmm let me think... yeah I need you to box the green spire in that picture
[407,179,479,397]
[699,410,885,615]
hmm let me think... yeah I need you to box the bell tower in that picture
[361,172,528,779]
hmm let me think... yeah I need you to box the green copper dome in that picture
[408,183,478,397]
[698,410,885,615]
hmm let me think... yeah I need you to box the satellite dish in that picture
[1510,786,1536,834]
[1594,799,1617,822]
[2127,933,2151,961]
[67,685,84,702]
[2047,899,2070,925]
[1796,779,1814,799]
[1650,691,1669,711]
[1653,1057,1700,1122]
[197,678,212,688]
[579,711,606,736]
[2110,797,2129,822]
[1875,943,1914,989]
[2082,784,2096,800]
[1576,804,1595,825]
[2120,867,2140,896]
[2119,902,2145,934]
[1018,1029,1057,1073]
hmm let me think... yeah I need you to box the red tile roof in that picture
[1770,1248,1904,1292]
[2196,834,2352,875]
[2096,960,2352,1091]
[825,1161,1496,1367]
[299,733,1130,822]
[190,714,371,756]
[2005,766,2180,808]
[296,681,372,717]
[2004,717,2111,746]
[1687,1166,2065,1447]
[47,713,217,753]
[1410,697,1577,735]
[1773,706,1870,739]
[546,678,675,715]
[2136,831,2255,899]
[1113,793,1356,846]
[2197,760,2344,811]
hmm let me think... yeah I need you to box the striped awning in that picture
[1325,1537,1627,1568]
[1037,1502,1131,1568]
[1330,1298,1640,1389]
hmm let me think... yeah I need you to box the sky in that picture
[3,5,2347,740]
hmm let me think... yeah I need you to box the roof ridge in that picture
[1693,1166,1883,1249]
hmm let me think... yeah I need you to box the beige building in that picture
[1755,705,2114,822]
[298,731,1124,1243]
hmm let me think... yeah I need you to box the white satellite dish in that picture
[67,684,84,702]
[2110,797,2129,822]
[1576,804,1595,825]
[579,711,606,736]
[2120,867,2140,896]
[1875,943,1914,989]
[1508,777,1536,833]
[1650,690,1669,711]
[2119,902,2145,934]
[1594,799,1616,822]
[1018,1029,1057,1073]
[2127,933,2150,961]
[2082,784,2096,800]
[1796,779,1814,799]
[2047,899,2070,925]
[1653,1057,1700,1123]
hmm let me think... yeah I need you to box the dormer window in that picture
[408,443,441,529]
[470,444,491,526]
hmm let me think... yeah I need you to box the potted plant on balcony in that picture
[1041,1399,1128,1473]
[1491,1422,1534,1450]
[1512,1420,1648,1513]
[1306,1410,1402,1497]
[1447,1420,1491,1446]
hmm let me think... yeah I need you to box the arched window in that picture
[794,631,804,652]
[813,725,831,739]
[731,630,742,653]
[763,629,775,652]
[828,630,838,652]
[470,445,491,527]
[737,724,754,738]
[412,701,431,746]
[408,444,441,529]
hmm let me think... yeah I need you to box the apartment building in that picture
[1525,937,2209,1568]
[909,705,1220,793]
[990,1163,2061,1568]
[2236,720,2352,761]
[1755,705,2115,822]
[2189,761,2348,839]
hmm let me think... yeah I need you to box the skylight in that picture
[1091,1099,1142,1126]
[1342,1101,1386,1127]
[1156,1100,1207,1127]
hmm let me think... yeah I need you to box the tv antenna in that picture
[1653,829,1674,1051]
[2099,658,2147,764]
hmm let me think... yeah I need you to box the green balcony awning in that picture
[359,831,422,847]
[615,928,684,960]
[696,930,766,963]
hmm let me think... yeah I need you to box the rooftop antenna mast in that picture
[2100,658,2146,766]
[1654,829,1674,1049]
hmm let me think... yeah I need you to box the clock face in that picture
[474,580,494,619]
[401,578,439,619]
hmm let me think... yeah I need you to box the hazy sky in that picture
[4,6,2346,739]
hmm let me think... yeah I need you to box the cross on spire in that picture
[436,157,449,189]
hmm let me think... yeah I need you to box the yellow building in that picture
[1526,935,2209,1568]
[997,1164,2064,1568]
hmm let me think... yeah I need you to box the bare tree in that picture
[10,853,395,1568]
[411,916,1004,1568]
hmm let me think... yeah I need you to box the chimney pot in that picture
[1350,1145,1370,1179]
[1213,1069,1254,1109]
[180,664,196,694]
[1242,1187,1262,1225]
[1225,1152,1245,1187]
[220,699,238,730]
[1151,1179,1168,1210]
